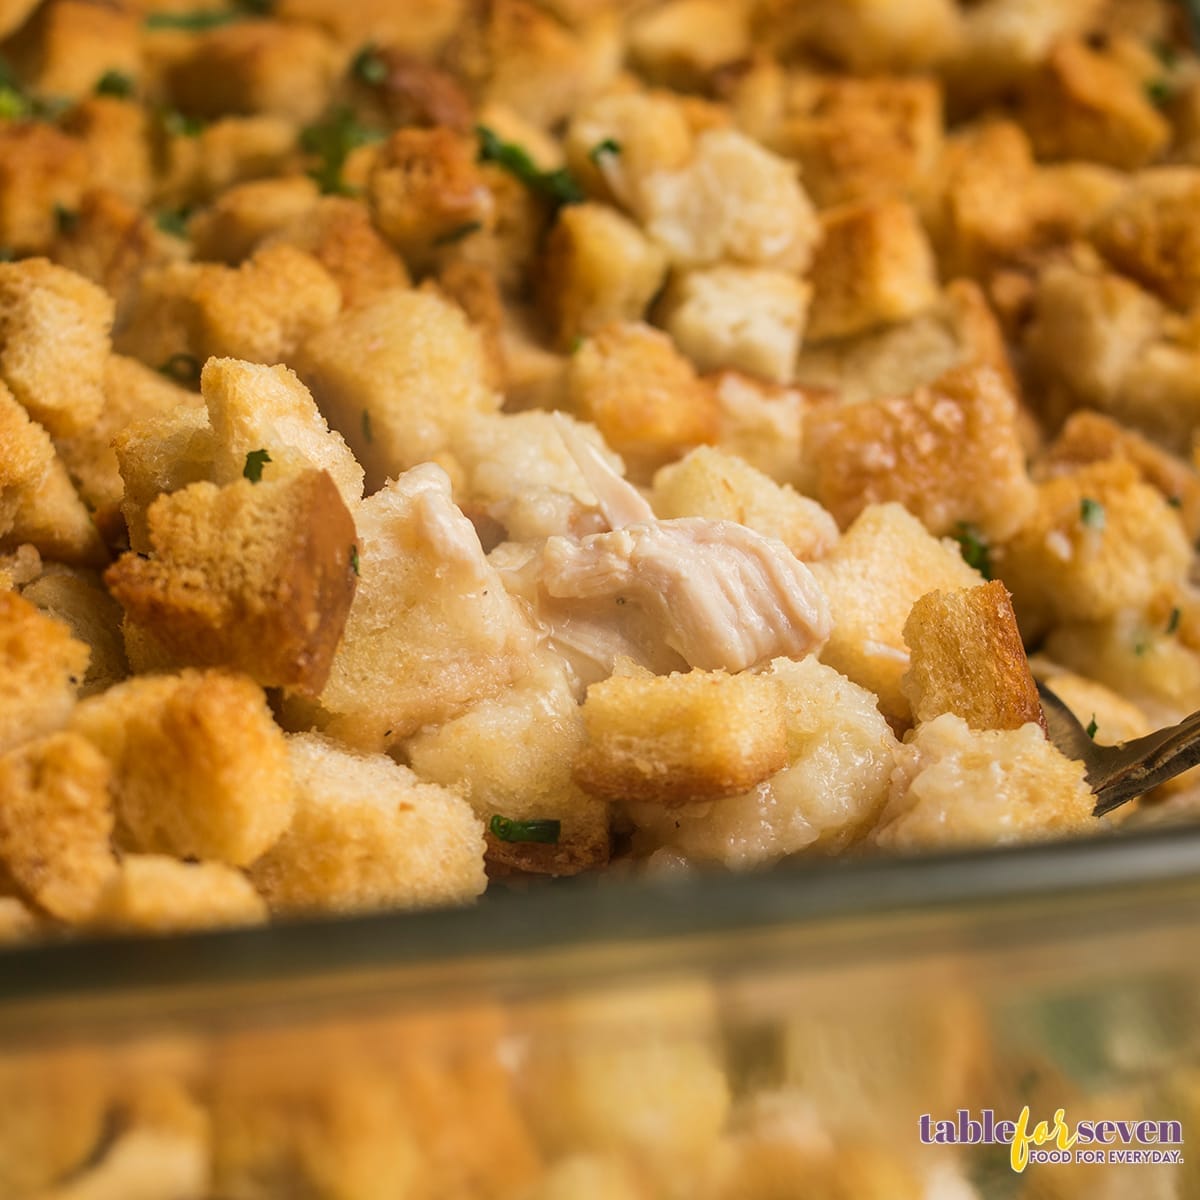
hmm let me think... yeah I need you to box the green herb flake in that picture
[1168,606,1182,635]
[361,409,373,444]
[1146,78,1174,107]
[433,219,482,246]
[243,448,272,483]
[1085,714,1099,740]
[300,106,384,195]
[351,43,388,86]
[1134,637,1150,657]
[1154,39,1179,68]
[145,9,245,32]
[349,544,360,576]
[161,108,206,138]
[54,204,78,234]
[488,814,562,844]
[155,208,192,239]
[0,248,13,262]
[95,69,135,98]
[0,85,30,120]
[953,522,992,580]
[1168,494,1183,509]
[476,125,584,207]
[1080,497,1106,530]
[157,353,202,386]
[588,137,621,165]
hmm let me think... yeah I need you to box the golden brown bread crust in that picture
[105,469,357,694]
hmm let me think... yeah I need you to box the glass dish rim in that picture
[3,823,1200,1011]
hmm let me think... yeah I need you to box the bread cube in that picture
[628,0,750,89]
[1032,664,1151,748]
[272,0,464,55]
[71,669,294,866]
[407,653,609,876]
[652,446,838,561]
[318,464,537,749]
[368,127,493,273]
[567,321,717,479]
[995,460,1191,630]
[638,129,819,272]
[1018,39,1169,169]
[201,358,363,508]
[710,370,810,488]
[0,589,88,754]
[630,656,898,864]
[0,122,88,256]
[812,503,982,723]
[901,582,1043,732]
[0,896,38,943]
[538,203,668,350]
[106,471,357,694]
[802,364,1035,541]
[1092,167,1200,309]
[806,199,938,342]
[658,265,809,384]
[297,288,498,491]
[94,855,267,932]
[262,196,411,310]
[21,566,128,696]
[164,20,339,125]
[118,243,342,370]
[874,713,1095,850]
[0,258,111,439]
[188,176,321,265]
[434,259,507,389]
[62,98,153,208]
[250,733,486,913]
[0,0,37,38]
[0,730,114,923]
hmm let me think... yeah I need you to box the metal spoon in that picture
[1037,681,1200,816]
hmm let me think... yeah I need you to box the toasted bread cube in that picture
[567,321,717,479]
[1018,39,1168,169]
[6,0,140,99]
[0,731,116,922]
[249,733,485,914]
[71,669,294,866]
[0,122,88,256]
[806,199,938,342]
[638,129,819,272]
[0,0,37,38]
[652,446,838,561]
[106,472,357,694]
[115,404,216,554]
[165,20,339,125]
[188,176,321,264]
[629,657,898,864]
[574,668,788,805]
[710,371,809,488]
[368,127,493,273]
[94,855,267,932]
[318,464,537,749]
[995,461,1191,631]
[874,714,1095,850]
[62,98,153,208]
[262,196,411,310]
[1032,663,1151,748]
[628,0,750,89]
[434,259,507,389]
[119,243,342,370]
[0,544,40,590]
[201,358,363,509]
[0,258,111,439]
[538,203,668,350]
[297,288,498,491]
[407,654,609,876]
[812,503,982,724]
[802,364,1035,541]
[901,582,1043,732]
[1092,168,1200,309]
[0,896,38,942]
[774,75,943,209]
[0,380,107,566]
[1043,410,1200,541]
[0,589,88,754]
[21,566,127,696]
[658,265,809,384]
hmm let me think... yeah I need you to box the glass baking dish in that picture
[1,823,1198,1199]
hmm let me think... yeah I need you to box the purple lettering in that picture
[1095,1122,1116,1144]
[957,1110,983,1144]
[1076,1121,1094,1144]
[995,1121,1015,1143]
[1136,1122,1158,1144]
[920,1115,933,1144]
[1161,1121,1183,1145]
[934,1120,955,1145]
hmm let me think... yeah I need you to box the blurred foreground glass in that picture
[1,825,1199,1198]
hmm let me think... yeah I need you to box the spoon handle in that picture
[1093,709,1200,816]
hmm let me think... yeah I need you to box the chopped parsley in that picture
[349,545,360,576]
[243,448,271,483]
[953,522,992,580]
[54,204,78,234]
[1145,78,1174,107]
[1080,497,1106,530]
[158,353,202,386]
[145,8,248,31]
[476,125,584,207]
[568,334,584,354]
[488,814,562,844]
[433,220,482,246]
[361,409,373,444]
[161,108,206,138]
[155,208,192,239]
[1085,714,1099,740]
[1168,606,1182,635]
[0,85,30,120]
[95,70,135,98]
[351,43,388,86]
[300,106,384,195]
[588,137,621,165]
[1168,494,1183,509]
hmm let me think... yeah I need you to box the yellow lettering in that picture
[1010,1106,1032,1173]
[1054,1109,1078,1151]
[1032,1119,1052,1146]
